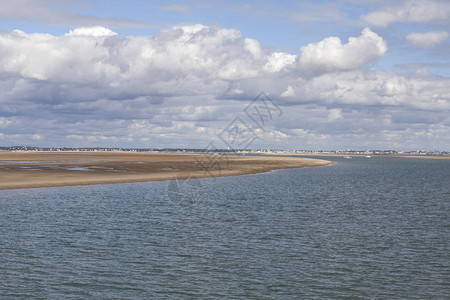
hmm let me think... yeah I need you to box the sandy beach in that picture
[0,151,333,190]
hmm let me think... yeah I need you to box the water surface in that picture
[1,157,449,298]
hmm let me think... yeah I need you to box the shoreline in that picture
[0,151,333,190]
[258,153,450,159]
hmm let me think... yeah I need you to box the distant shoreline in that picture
[258,153,450,160]
[0,151,333,190]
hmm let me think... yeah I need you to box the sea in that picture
[0,157,449,299]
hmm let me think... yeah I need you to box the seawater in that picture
[0,157,449,299]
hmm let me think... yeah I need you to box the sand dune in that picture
[0,151,333,190]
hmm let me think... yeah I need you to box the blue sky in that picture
[0,0,449,150]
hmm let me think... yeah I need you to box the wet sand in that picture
[0,151,333,190]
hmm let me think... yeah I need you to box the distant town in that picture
[1,146,448,157]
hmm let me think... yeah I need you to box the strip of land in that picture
[261,153,450,159]
[0,151,333,190]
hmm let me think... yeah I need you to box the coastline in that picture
[258,153,450,159]
[0,151,333,190]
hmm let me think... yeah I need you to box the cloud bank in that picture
[0,24,448,149]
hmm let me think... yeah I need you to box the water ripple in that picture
[0,157,449,298]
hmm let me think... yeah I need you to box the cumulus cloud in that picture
[67,26,118,37]
[362,0,450,27]
[281,86,296,98]
[406,31,449,48]
[297,28,387,76]
[244,38,263,59]
[0,25,388,99]
[0,29,120,82]
[294,70,450,111]
[264,52,296,72]
[0,24,448,149]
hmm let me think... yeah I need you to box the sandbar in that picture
[0,151,333,190]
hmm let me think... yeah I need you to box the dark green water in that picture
[1,157,449,299]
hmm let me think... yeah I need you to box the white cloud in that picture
[0,29,121,81]
[362,0,450,27]
[296,70,450,111]
[298,28,387,76]
[264,52,296,72]
[244,38,263,59]
[0,24,448,150]
[327,108,343,122]
[171,24,208,36]
[67,27,118,37]
[281,86,296,97]
[406,31,449,48]
[0,25,387,96]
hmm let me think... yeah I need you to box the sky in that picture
[0,0,449,150]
